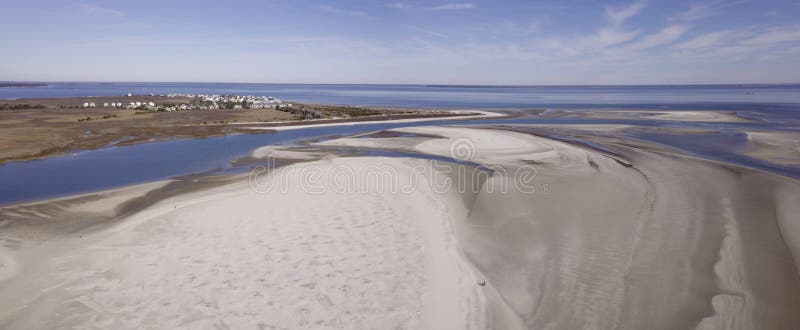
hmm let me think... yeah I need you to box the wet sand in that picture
[318,126,800,329]
[547,109,756,123]
[743,130,800,166]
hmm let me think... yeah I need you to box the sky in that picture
[2,0,800,85]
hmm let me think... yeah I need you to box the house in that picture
[103,102,109,107]
[89,102,96,108]
[83,102,89,108]
[251,101,271,109]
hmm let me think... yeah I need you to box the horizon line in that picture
[4,80,800,88]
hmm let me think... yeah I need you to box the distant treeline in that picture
[0,82,48,88]
[0,104,47,110]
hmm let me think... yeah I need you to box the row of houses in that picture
[82,101,156,109]
[80,93,293,111]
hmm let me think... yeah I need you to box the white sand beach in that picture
[0,157,485,329]
[318,126,800,329]
[2,125,800,329]
[244,110,505,131]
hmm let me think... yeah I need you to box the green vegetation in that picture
[299,104,382,118]
[0,104,46,111]
[77,114,117,122]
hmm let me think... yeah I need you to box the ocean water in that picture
[1,83,799,205]
[3,82,800,110]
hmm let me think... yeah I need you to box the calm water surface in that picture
[1,83,799,205]
[3,82,800,110]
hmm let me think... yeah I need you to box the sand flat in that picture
[322,126,800,329]
[0,157,485,329]
[560,110,754,123]
[743,130,800,166]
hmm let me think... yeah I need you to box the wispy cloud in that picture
[582,28,642,49]
[667,25,800,65]
[740,26,800,45]
[79,4,123,17]
[540,1,647,55]
[410,26,447,38]
[626,24,691,50]
[528,21,542,34]
[427,3,476,11]
[104,21,153,31]
[674,30,732,50]
[671,0,748,21]
[311,4,368,17]
[605,1,648,26]
[389,2,476,11]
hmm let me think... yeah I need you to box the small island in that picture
[0,82,48,88]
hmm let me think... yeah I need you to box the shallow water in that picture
[1,114,798,206]
[0,116,521,205]
[1,83,799,205]
[3,82,800,110]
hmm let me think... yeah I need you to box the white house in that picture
[82,102,89,108]
[103,102,109,107]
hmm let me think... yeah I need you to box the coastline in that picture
[2,124,800,328]
[242,110,506,131]
[0,96,499,165]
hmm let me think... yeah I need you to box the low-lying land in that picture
[0,97,465,164]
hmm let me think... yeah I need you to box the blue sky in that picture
[2,0,800,84]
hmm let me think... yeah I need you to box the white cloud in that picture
[741,26,800,45]
[528,21,542,34]
[674,31,731,49]
[671,0,748,22]
[311,4,368,17]
[626,25,691,50]
[605,1,647,26]
[427,3,476,11]
[582,28,642,49]
[79,4,123,17]
[410,26,447,38]
[389,2,476,11]
[669,26,800,63]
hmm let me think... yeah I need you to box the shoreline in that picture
[0,107,503,165]
[243,110,506,131]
